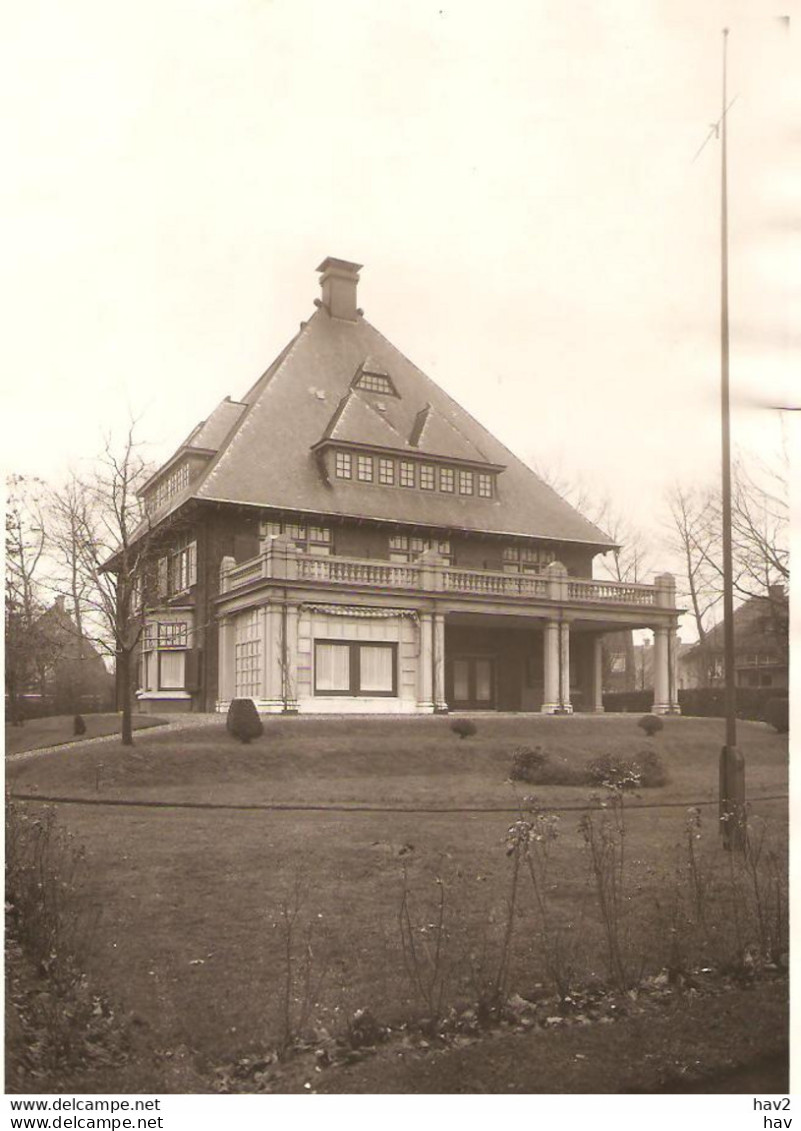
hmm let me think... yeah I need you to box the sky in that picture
[3,0,797,628]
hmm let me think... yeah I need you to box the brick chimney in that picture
[317,257,362,321]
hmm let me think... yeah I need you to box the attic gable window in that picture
[357,371,395,396]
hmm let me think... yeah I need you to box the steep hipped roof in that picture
[179,290,614,547]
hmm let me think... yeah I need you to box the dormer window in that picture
[477,473,493,498]
[335,451,352,479]
[399,461,416,488]
[459,470,474,495]
[439,467,455,493]
[420,465,435,490]
[378,458,395,485]
[357,455,374,482]
[357,371,395,395]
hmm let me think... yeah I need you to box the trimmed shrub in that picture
[585,750,668,790]
[510,746,548,782]
[509,746,584,786]
[226,698,264,744]
[764,697,789,734]
[451,719,477,740]
[637,714,664,737]
[73,714,86,736]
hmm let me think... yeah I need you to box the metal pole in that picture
[718,27,746,849]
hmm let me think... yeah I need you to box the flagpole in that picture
[718,27,745,850]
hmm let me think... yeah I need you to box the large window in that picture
[314,640,397,696]
[139,619,190,693]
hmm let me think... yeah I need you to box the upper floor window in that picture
[439,467,454,493]
[260,521,332,556]
[378,458,395,485]
[502,544,555,574]
[388,535,451,563]
[477,473,493,498]
[357,455,374,482]
[157,537,197,598]
[420,465,435,491]
[399,461,416,488]
[335,451,352,479]
[147,462,191,513]
[459,470,474,495]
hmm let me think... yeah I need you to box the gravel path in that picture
[5,714,225,764]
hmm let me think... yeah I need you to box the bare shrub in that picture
[270,872,328,1054]
[450,719,477,740]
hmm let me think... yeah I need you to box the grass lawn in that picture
[6,713,788,807]
[6,715,788,1092]
[4,713,169,757]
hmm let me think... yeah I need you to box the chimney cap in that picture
[316,256,363,276]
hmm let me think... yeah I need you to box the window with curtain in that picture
[314,640,397,696]
[159,650,185,690]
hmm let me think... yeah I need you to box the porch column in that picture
[653,626,670,714]
[591,635,605,713]
[541,619,560,713]
[263,603,284,709]
[417,612,434,711]
[217,616,236,708]
[668,625,681,714]
[282,604,300,713]
[559,621,573,714]
[433,612,447,713]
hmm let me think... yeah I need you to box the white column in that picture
[591,635,605,713]
[541,620,560,713]
[559,621,573,714]
[653,626,670,714]
[433,612,447,712]
[668,626,681,714]
[282,604,300,712]
[417,613,434,711]
[217,616,236,709]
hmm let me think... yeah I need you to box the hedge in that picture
[603,686,786,724]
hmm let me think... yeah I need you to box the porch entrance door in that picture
[448,655,496,709]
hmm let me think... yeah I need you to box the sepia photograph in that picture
[3,0,794,1116]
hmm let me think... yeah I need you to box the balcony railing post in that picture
[545,560,568,604]
[219,554,235,595]
[418,549,445,592]
[654,572,676,609]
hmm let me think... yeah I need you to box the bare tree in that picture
[664,483,721,682]
[5,475,49,722]
[531,461,652,583]
[48,426,153,745]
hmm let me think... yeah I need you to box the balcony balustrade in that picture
[220,540,672,611]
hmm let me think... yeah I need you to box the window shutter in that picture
[157,557,169,597]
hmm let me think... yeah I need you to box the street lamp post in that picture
[718,28,746,850]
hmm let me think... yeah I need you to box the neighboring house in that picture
[602,630,636,693]
[128,257,682,716]
[679,587,788,692]
[29,597,114,712]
